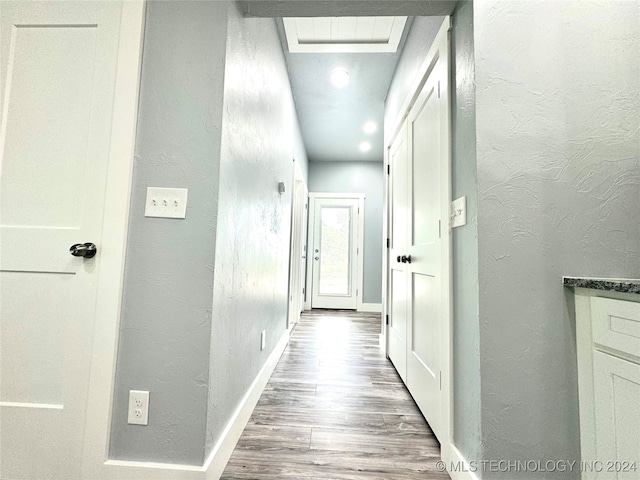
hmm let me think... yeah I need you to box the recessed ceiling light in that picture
[359,141,371,152]
[331,69,349,88]
[363,122,377,134]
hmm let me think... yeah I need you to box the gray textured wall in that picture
[474,1,640,476]
[109,1,228,465]
[110,1,308,465]
[308,161,384,305]
[450,0,482,467]
[384,16,445,143]
[205,5,308,454]
[294,119,309,182]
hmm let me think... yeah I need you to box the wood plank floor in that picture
[221,310,450,480]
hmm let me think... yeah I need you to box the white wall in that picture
[475,1,640,476]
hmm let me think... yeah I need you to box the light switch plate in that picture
[145,187,188,219]
[451,196,467,228]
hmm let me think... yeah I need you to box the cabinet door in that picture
[593,350,640,480]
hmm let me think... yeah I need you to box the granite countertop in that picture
[563,277,640,295]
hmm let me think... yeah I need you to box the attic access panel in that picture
[283,16,408,53]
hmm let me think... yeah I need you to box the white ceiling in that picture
[277,18,412,163]
[240,1,457,18]
[283,16,407,53]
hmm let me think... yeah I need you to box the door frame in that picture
[79,2,146,478]
[286,158,308,330]
[304,192,365,311]
[382,15,455,469]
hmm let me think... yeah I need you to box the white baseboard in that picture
[442,443,480,480]
[359,303,382,313]
[203,330,289,479]
[101,460,202,480]
[96,330,290,480]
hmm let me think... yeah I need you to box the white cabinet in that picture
[593,351,640,480]
[574,290,640,480]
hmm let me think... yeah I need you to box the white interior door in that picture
[299,186,309,311]
[311,197,359,310]
[0,2,124,478]
[388,120,409,382]
[405,70,444,438]
[287,162,308,327]
[386,36,449,442]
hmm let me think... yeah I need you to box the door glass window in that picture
[319,206,351,295]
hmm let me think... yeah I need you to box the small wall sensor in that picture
[278,182,286,194]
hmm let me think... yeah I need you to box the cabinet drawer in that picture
[591,297,640,360]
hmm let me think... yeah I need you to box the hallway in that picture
[221,310,450,479]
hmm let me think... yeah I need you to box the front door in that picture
[0,2,125,478]
[311,197,360,310]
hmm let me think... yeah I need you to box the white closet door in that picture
[0,2,124,478]
[388,120,409,381]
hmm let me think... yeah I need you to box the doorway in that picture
[306,193,364,310]
[287,159,309,329]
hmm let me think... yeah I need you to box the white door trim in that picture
[305,192,365,311]
[80,1,145,478]
[383,15,455,474]
[286,158,308,330]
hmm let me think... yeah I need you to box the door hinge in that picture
[386,238,390,248]
[356,289,358,296]
[357,247,359,255]
[387,164,390,175]
[438,81,441,98]
[386,314,389,325]
[438,220,441,238]
[439,371,442,390]
[302,287,305,295]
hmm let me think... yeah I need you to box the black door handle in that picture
[401,255,411,264]
[70,242,97,258]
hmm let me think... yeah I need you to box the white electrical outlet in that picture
[144,187,188,219]
[127,390,149,426]
[261,330,266,351]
